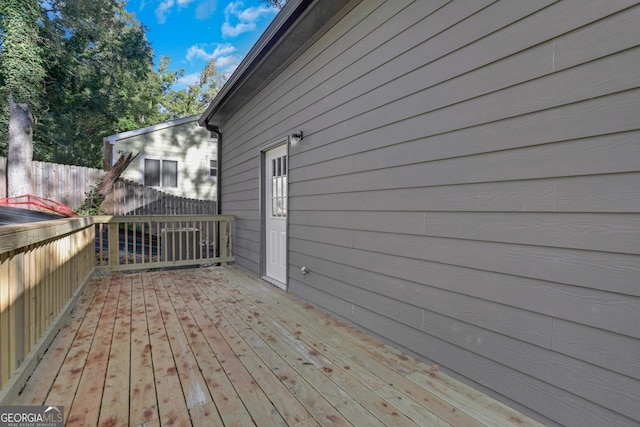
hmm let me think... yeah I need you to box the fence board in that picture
[0,158,6,199]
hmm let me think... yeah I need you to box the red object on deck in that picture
[0,194,78,217]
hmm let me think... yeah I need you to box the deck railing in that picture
[0,218,95,392]
[93,214,234,272]
[0,214,234,396]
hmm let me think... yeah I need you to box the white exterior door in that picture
[265,144,287,287]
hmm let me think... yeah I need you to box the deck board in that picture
[66,275,120,426]
[13,266,544,427]
[99,275,132,427]
[45,276,111,414]
[129,273,159,426]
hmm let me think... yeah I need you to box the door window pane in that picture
[270,154,287,218]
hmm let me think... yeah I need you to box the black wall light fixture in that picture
[290,131,303,147]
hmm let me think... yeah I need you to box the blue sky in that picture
[124,0,280,88]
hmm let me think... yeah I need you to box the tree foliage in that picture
[0,0,45,106]
[33,0,154,166]
[261,0,287,8]
[0,0,46,171]
[1,0,45,197]
[0,0,225,168]
[160,57,225,119]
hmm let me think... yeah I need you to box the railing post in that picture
[108,221,119,273]
[218,221,229,266]
[220,219,229,266]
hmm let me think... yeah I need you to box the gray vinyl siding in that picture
[217,1,640,426]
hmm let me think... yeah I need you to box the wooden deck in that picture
[13,266,543,427]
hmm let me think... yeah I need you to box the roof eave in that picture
[104,114,201,144]
[199,0,361,130]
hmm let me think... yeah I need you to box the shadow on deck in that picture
[13,266,542,426]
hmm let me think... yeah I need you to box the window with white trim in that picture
[143,158,178,188]
[209,159,217,181]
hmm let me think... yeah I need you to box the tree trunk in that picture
[96,152,139,196]
[75,152,139,215]
[7,93,34,197]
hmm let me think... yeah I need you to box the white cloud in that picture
[222,1,278,38]
[212,44,237,57]
[195,0,217,20]
[178,72,201,87]
[155,0,200,24]
[221,21,254,37]
[222,64,239,78]
[186,46,212,62]
[185,43,241,76]
[215,54,241,75]
[186,43,235,62]
[155,0,174,24]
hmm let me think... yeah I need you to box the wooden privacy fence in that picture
[0,158,216,215]
[0,214,234,400]
[0,157,105,210]
[101,179,217,215]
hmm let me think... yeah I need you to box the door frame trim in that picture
[260,138,288,290]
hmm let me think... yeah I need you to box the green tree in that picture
[34,0,154,166]
[0,0,45,107]
[199,58,226,105]
[0,0,155,167]
[0,0,46,195]
[1,0,224,168]
[125,55,181,127]
[261,0,287,8]
[159,57,224,119]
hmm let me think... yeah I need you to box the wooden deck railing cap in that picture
[0,217,94,253]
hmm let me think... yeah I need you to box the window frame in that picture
[140,155,180,189]
[208,157,218,182]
